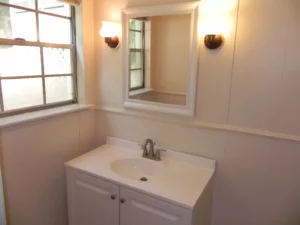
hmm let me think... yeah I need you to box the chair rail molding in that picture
[96,106,300,143]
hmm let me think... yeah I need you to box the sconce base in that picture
[105,37,119,48]
[204,34,224,49]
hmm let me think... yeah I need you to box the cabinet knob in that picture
[111,195,116,200]
[120,198,126,204]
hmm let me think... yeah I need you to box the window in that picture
[0,0,76,116]
[129,19,145,91]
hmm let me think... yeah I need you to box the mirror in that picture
[123,2,199,116]
[128,15,190,106]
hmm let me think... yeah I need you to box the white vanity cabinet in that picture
[120,187,191,225]
[66,169,119,225]
[65,137,215,225]
[66,169,195,225]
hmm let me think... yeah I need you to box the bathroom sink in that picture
[66,137,216,208]
[110,158,165,180]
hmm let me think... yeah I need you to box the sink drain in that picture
[140,177,148,182]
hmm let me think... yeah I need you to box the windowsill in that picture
[0,104,94,129]
[129,88,153,97]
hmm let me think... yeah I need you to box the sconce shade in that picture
[100,21,119,38]
[204,34,224,49]
[100,21,120,48]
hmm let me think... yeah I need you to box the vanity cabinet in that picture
[66,169,119,225]
[120,187,191,225]
[66,169,193,225]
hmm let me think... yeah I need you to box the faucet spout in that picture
[141,139,166,161]
[141,139,155,157]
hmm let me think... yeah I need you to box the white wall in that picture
[0,110,97,225]
[94,0,300,224]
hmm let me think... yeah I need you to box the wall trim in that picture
[0,105,94,129]
[96,106,300,143]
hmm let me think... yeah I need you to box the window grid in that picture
[0,1,76,116]
[129,20,145,91]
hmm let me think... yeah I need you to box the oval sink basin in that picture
[110,158,165,180]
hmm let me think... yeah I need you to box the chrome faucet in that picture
[141,139,161,161]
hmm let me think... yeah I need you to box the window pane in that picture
[0,45,41,76]
[45,76,73,103]
[130,52,142,69]
[2,78,43,110]
[0,0,35,9]
[0,5,37,41]
[39,14,71,44]
[130,31,142,49]
[43,47,71,75]
[38,0,71,17]
[129,19,143,31]
[130,70,143,89]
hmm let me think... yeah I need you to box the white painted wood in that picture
[122,2,199,17]
[66,169,119,225]
[0,104,93,129]
[1,110,96,225]
[120,187,192,225]
[122,2,200,117]
[228,0,300,135]
[0,38,73,49]
[97,106,300,143]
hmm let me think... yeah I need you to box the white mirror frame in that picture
[122,2,200,117]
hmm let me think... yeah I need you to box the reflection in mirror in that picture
[128,14,191,106]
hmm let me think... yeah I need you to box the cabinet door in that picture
[66,169,119,225]
[120,187,191,225]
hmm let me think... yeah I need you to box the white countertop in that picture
[65,137,216,209]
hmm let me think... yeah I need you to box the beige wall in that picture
[150,15,190,94]
[94,0,300,224]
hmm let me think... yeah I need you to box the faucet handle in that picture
[154,150,161,161]
[154,148,166,161]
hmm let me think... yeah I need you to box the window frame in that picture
[129,19,145,91]
[0,0,77,117]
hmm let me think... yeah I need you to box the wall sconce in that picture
[100,21,120,49]
[204,34,224,49]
